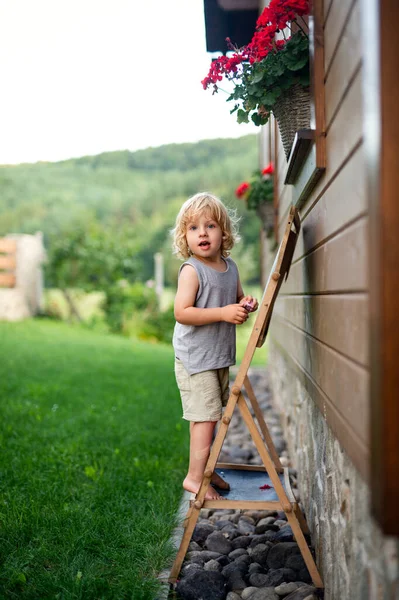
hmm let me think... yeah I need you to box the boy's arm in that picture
[174,265,249,326]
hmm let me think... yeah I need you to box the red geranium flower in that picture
[262,162,274,175]
[259,483,272,490]
[235,182,250,198]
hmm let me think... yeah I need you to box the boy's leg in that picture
[183,420,223,500]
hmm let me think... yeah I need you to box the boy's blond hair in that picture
[172,192,240,259]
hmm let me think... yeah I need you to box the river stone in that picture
[238,519,256,535]
[255,517,276,532]
[276,512,288,520]
[188,541,202,552]
[283,586,317,600]
[250,568,297,587]
[223,513,241,524]
[267,543,301,569]
[255,522,280,535]
[176,570,226,600]
[274,525,294,542]
[180,562,203,578]
[220,524,241,540]
[249,534,271,548]
[240,514,256,524]
[232,535,252,550]
[215,519,234,529]
[192,522,215,545]
[230,446,253,460]
[204,559,222,572]
[215,554,230,567]
[275,582,300,596]
[285,555,312,582]
[249,572,273,587]
[274,519,288,527]
[250,543,270,566]
[229,548,248,560]
[226,593,242,600]
[242,587,260,599]
[187,550,221,565]
[222,559,248,579]
[248,562,266,574]
[247,588,279,600]
[226,574,247,592]
[205,531,233,555]
[222,560,248,592]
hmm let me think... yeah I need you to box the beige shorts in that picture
[174,358,230,422]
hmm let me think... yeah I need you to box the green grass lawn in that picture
[0,319,188,600]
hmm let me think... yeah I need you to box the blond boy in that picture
[172,192,258,500]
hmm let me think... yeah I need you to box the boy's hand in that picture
[240,295,259,313]
[221,304,249,324]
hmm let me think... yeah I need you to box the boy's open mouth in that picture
[199,241,210,248]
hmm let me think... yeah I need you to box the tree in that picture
[45,224,138,328]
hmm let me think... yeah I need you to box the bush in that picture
[102,281,157,334]
[137,306,176,344]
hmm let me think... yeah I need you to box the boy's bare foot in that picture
[211,472,230,490]
[183,476,223,500]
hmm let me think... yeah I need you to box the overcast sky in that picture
[0,0,256,165]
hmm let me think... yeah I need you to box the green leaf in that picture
[283,55,309,71]
[260,88,282,106]
[237,109,249,124]
[251,71,264,84]
[251,112,269,126]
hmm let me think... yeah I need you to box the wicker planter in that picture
[272,83,311,159]
[256,201,275,237]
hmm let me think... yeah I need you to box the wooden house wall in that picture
[269,0,369,480]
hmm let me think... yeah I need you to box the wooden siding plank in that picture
[324,0,357,77]
[282,217,368,295]
[276,69,363,239]
[271,316,369,445]
[293,145,366,262]
[278,186,292,225]
[0,239,17,254]
[0,256,16,270]
[324,1,361,129]
[0,274,16,288]
[298,69,363,216]
[324,0,334,26]
[274,294,369,366]
[270,339,369,481]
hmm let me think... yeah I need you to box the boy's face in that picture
[185,211,223,261]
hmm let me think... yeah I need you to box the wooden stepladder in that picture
[169,207,323,590]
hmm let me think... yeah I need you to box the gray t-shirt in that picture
[173,256,239,375]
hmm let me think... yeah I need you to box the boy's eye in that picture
[208,224,215,229]
[189,225,197,231]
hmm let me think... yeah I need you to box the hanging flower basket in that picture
[256,201,275,236]
[202,0,311,159]
[272,83,311,158]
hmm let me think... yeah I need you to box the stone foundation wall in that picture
[269,343,399,600]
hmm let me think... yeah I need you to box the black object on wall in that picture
[203,0,259,53]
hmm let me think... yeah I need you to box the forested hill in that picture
[62,136,257,172]
[0,134,261,285]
